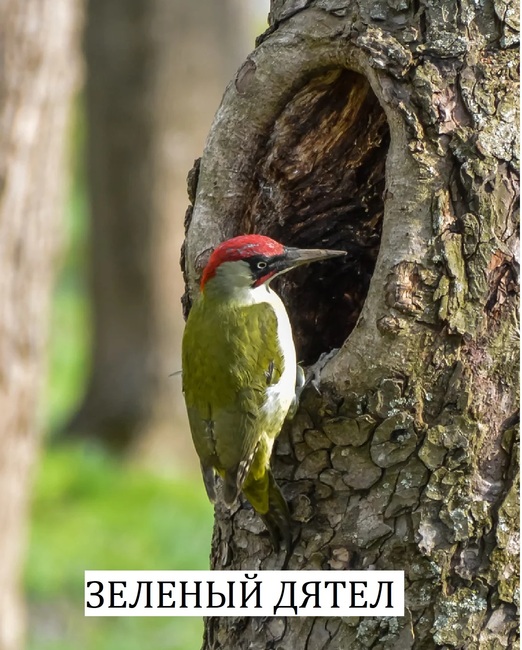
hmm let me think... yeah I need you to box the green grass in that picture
[26,444,214,650]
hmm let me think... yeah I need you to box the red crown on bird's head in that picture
[201,235,284,288]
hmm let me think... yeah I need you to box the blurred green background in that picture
[25,108,214,650]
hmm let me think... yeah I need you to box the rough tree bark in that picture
[0,2,81,650]
[66,0,251,459]
[182,1,519,648]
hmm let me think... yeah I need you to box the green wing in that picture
[182,297,284,501]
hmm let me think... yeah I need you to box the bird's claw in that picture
[287,349,339,418]
[305,348,340,395]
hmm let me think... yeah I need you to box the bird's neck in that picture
[203,281,272,308]
[203,262,269,306]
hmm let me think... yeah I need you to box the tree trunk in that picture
[182,1,519,648]
[67,0,252,462]
[0,2,81,649]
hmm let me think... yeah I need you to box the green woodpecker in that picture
[182,235,345,556]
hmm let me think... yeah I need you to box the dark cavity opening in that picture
[244,68,389,365]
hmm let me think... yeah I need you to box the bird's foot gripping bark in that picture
[287,350,340,421]
[305,348,340,394]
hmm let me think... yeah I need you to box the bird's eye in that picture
[257,261,267,270]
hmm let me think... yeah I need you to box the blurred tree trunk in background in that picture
[0,2,81,649]
[183,0,519,647]
[66,0,252,463]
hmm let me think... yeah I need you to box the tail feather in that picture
[222,467,241,505]
[200,464,217,503]
[223,445,259,505]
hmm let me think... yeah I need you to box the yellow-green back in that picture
[182,291,285,475]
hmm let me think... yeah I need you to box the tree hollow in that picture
[244,68,389,364]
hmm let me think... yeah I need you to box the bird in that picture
[181,234,346,559]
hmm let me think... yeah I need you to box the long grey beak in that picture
[282,246,347,270]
